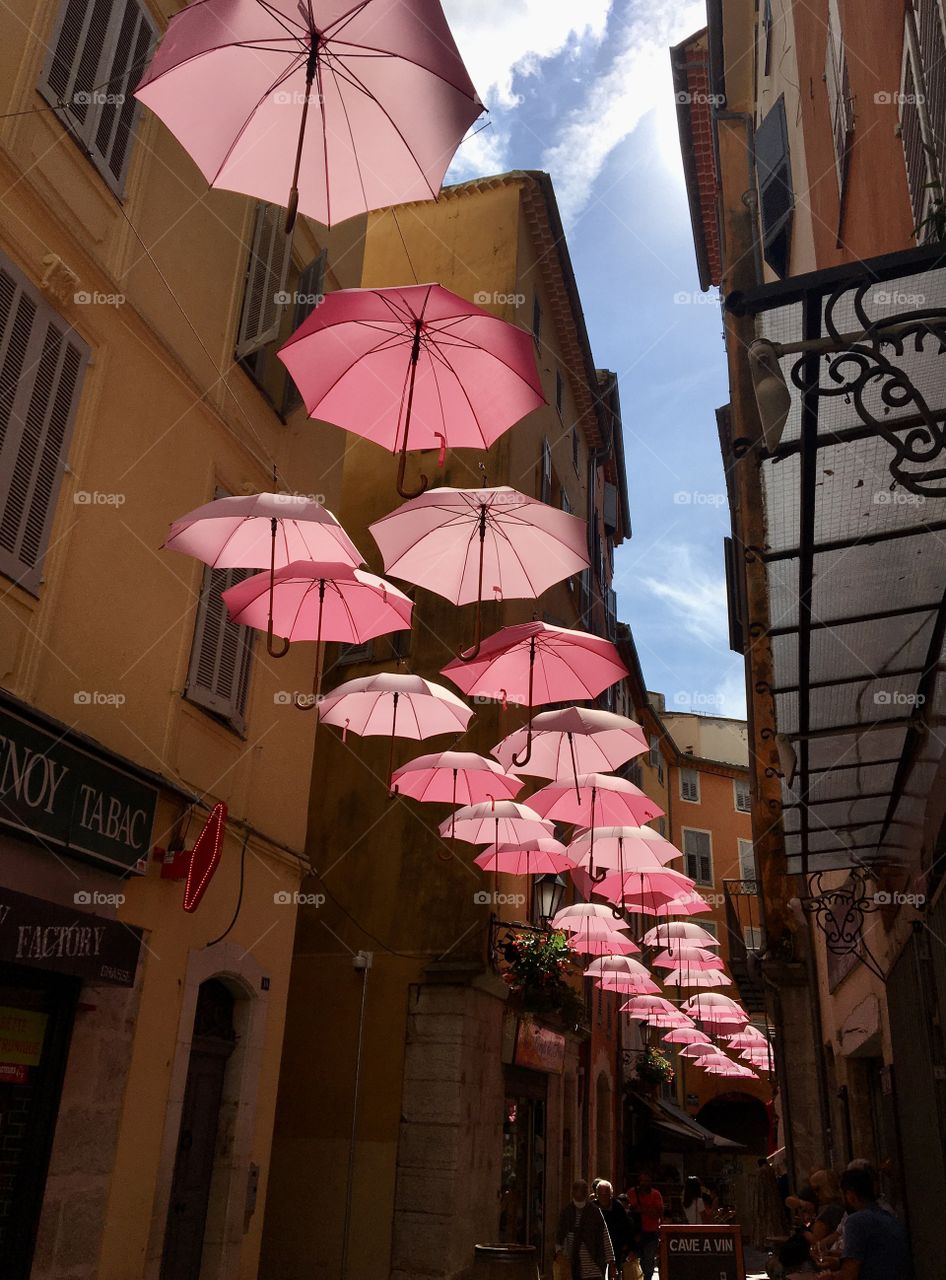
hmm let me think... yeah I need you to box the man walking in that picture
[556,1178,616,1279]
[595,1180,631,1273]
[627,1171,664,1280]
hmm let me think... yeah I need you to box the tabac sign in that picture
[659,1225,745,1280]
[0,887,142,986]
[0,705,158,874]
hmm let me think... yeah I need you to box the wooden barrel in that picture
[472,1244,541,1278]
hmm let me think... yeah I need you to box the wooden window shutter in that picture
[755,96,794,276]
[236,203,294,359]
[39,0,155,196]
[825,0,854,191]
[186,565,254,731]
[915,0,946,167]
[282,249,327,412]
[683,829,712,883]
[0,258,88,594]
[539,436,552,503]
[738,838,757,880]
[680,768,700,803]
[900,34,930,231]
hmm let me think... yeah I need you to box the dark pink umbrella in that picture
[473,839,571,876]
[135,0,483,230]
[391,750,522,844]
[279,286,545,497]
[442,622,628,765]
[529,773,663,829]
[493,707,649,784]
[440,801,553,847]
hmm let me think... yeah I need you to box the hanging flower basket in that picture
[636,1045,675,1088]
[500,929,585,1023]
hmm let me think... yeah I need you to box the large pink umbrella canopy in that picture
[682,994,748,1027]
[620,996,679,1018]
[474,839,571,876]
[223,560,411,703]
[551,903,626,929]
[662,1027,710,1045]
[440,801,553,846]
[642,922,720,948]
[316,672,472,777]
[652,947,725,971]
[443,623,628,767]
[566,931,640,957]
[163,492,363,657]
[391,750,522,806]
[530,774,663,828]
[663,968,733,989]
[568,826,682,876]
[724,1028,770,1049]
[493,707,649,780]
[135,0,483,229]
[596,866,695,911]
[587,956,659,994]
[678,1042,723,1059]
[648,892,713,919]
[279,286,546,497]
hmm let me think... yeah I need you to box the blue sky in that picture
[444,0,748,718]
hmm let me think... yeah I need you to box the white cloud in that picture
[639,542,730,650]
[542,0,707,223]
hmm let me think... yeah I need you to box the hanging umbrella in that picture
[493,707,648,783]
[135,0,483,230]
[663,968,733,989]
[596,866,695,911]
[568,827,682,886]
[652,947,724,970]
[662,1027,711,1045]
[647,892,713,918]
[474,839,571,876]
[587,956,659,994]
[706,1062,758,1078]
[279,286,546,497]
[741,1046,776,1069]
[391,750,522,825]
[619,995,680,1019]
[369,486,589,656]
[724,1028,770,1049]
[682,994,748,1027]
[440,800,553,847]
[678,1042,723,1059]
[566,931,640,957]
[530,774,663,828]
[551,903,629,930]
[163,492,363,657]
[642,921,720,948]
[223,560,411,704]
[443,622,628,767]
[316,672,472,778]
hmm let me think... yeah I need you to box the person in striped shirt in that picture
[555,1179,616,1278]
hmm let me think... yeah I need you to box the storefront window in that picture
[500,1074,547,1265]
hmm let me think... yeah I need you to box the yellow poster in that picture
[0,1005,48,1066]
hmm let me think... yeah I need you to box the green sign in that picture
[0,706,158,874]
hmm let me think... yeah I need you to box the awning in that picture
[727,243,946,879]
[628,1091,745,1151]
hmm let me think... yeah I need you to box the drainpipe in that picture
[340,950,372,1280]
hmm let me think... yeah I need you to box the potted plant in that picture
[500,929,585,1025]
[636,1045,675,1091]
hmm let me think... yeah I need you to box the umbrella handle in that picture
[460,505,488,662]
[396,320,428,499]
[295,578,325,712]
[267,519,290,658]
[267,622,291,659]
[510,637,536,767]
[396,443,428,500]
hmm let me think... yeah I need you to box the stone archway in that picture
[696,1091,769,1155]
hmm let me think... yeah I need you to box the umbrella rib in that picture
[327,36,483,100]
[206,58,305,187]
[256,0,308,37]
[422,342,490,448]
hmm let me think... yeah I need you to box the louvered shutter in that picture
[236,203,294,359]
[901,37,929,230]
[283,249,327,411]
[539,436,552,503]
[916,0,946,162]
[0,259,88,593]
[825,0,854,191]
[680,768,700,803]
[734,778,751,812]
[738,838,757,879]
[39,0,155,195]
[755,96,794,276]
[186,565,254,731]
[683,829,712,884]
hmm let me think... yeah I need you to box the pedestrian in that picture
[802,1170,845,1250]
[595,1180,631,1273]
[627,1170,664,1280]
[682,1175,711,1224]
[555,1178,616,1280]
[814,1167,910,1280]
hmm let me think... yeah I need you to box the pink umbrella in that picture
[706,1062,758,1078]
[135,0,483,230]
[678,1043,722,1059]
[440,801,553,847]
[648,892,713,918]
[663,968,733,989]
[551,903,626,929]
[652,948,725,970]
[530,774,663,828]
[568,827,682,886]
[596,867,695,912]
[588,957,659,995]
[443,623,628,766]
[725,1028,770,1049]
[620,996,680,1019]
[279,286,546,497]
[163,492,363,657]
[391,750,522,808]
[474,839,571,876]
[369,486,589,655]
[741,1046,776,1070]
[566,931,640,957]
[493,707,649,783]
[682,994,748,1027]
[662,1027,711,1045]
[223,560,411,704]
[316,672,472,777]
[642,922,720,948]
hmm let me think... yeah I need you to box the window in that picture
[532,295,542,348]
[282,248,327,412]
[744,925,764,952]
[556,369,564,416]
[539,436,552,504]
[901,3,946,239]
[648,734,664,784]
[560,488,571,515]
[623,760,642,788]
[682,828,713,885]
[571,424,580,472]
[39,0,156,195]
[680,768,700,803]
[699,920,719,941]
[755,96,794,276]
[734,777,751,812]
[186,565,254,732]
[738,838,757,880]
[824,0,854,193]
[236,202,294,361]
[0,256,89,593]
[762,0,774,75]
[656,817,666,837]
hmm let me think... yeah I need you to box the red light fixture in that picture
[182,803,227,913]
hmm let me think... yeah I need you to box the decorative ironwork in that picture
[800,868,890,981]
[783,281,946,495]
[487,916,553,972]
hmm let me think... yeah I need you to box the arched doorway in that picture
[160,979,237,1280]
[595,1073,612,1177]
[696,1092,770,1155]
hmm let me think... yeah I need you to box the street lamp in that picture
[533,874,567,927]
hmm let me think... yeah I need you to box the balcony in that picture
[723,878,766,1015]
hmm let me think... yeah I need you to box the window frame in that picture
[184,559,255,735]
[681,826,714,886]
[539,436,552,504]
[531,294,542,349]
[755,95,794,276]
[737,837,757,880]
[734,776,752,813]
[680,767,701,804]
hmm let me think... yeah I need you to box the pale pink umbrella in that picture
[678,1042,723,1059]
[642,922,720,948]
[440,801,553,847]
[530,774,663,829]
[652,947,724,970]
[643,1011,694,1028]
[223,560,411,704]
[369,486,588,655]
[474,839,571,877]
[662,1027,711,1046]
[493,707,648,785]
[596,867,696,914]
[648,892,713,918]
[587,957,659,995]
[391,751,522,809]
[316,672,472,778]
[163,492,363,657]
[741,1046,776,1071]
[619,996,680,1019]
[566,931,640,958]
[135,0,483,230]
[663,968,733,989]
[568,826,682,886]
[706,1062,758,1078]
[279,286,545,497]
[682,994,748,1027]
[725,1028,770,1049]
[551,903,626,930]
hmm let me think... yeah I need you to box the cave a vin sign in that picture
[659,1225,745,1280]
